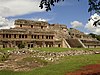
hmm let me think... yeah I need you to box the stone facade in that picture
[0,19,100,48]
[68,28,100,48]
[0,19,68,48]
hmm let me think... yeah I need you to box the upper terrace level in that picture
[14,19,68,31]
[14,19,48,29]
[68,28,94,40]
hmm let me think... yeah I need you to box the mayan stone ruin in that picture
[0,19,100,48]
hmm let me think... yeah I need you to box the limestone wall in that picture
[0,19,100,48]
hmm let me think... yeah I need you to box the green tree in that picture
[18,43,25,49]
[88,0,100,14]
[39,0,100,14]
[39,0,100,26]
[89,33,96,38]
[89,33,100,41]
[39,0,66,11]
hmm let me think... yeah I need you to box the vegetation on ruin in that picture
[0,53,9,62]
[89,33,100,41]
[0,48,15,62]
[0,54,99,75]
[18,43,25,49]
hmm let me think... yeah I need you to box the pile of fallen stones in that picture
[0,48,99,71]
[7,48,100,62]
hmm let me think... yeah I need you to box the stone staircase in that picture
[66,39,84,48]
[62,38,71,48]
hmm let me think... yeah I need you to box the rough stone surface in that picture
[0,49,99,71]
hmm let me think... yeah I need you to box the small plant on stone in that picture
[0,53,9,61]
[18,43,25,49]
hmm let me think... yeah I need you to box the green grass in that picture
[32,47,69,52]
[0,54,100,75]
[0,48,15,51]
[0,47,100,75]
[0,48,15,62]
[32,47,100,52]
[0,47,100,52]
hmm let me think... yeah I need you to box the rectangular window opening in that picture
[14,34,16,38]
[31,25,33,28]
[20,24,22,27]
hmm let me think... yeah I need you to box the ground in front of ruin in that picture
[66,64,100,75]
[0,48,99,75]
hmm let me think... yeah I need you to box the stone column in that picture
[42,42,46,47]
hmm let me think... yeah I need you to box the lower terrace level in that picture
[0,41,62,48]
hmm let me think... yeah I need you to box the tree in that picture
[88,0,100,14]
[39,0,100,26]
[88,0,100,26]
[39,0,64,11]
[39,0,100,14]
[18,43,25,49]
[89,33,100,41]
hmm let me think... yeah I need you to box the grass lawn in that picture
[0,48,15,52]
[32,47,69,52]
[32,47,100,52]
[0,54,100,75]
[0,47,100,52]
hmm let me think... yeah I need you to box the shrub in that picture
[18,43,25,49]
[0,53,9,61]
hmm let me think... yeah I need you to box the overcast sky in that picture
[0,0,100,34]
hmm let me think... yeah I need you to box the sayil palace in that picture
[0,19,100,48]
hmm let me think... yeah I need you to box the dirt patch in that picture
[66,64,100,75]
[0,50,49,71]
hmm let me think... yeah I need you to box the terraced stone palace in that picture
[0,19,100,48]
